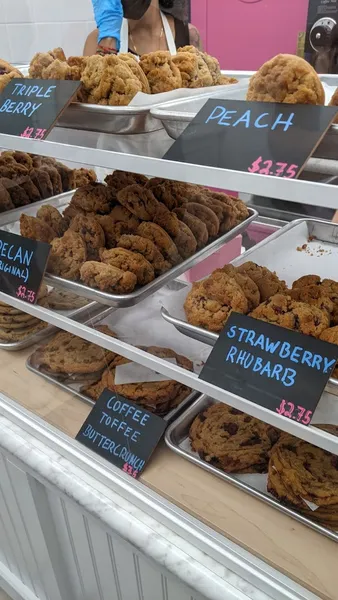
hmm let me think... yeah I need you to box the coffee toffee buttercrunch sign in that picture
[0,230,50,304]
[200,313,338,426]
[164,99,338,179]
[0,79,80,139]
[76,390,167,478]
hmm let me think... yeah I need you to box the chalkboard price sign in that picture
[0,79,81,139]
[0,230,50,304]
[164,99,338,178]
[76,389,167,477]
[199,313,338,426]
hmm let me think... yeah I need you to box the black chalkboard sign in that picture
[0,230,50,304]
[0,79,81,139]
[199,313,338,426]
[76,390,167,477]
[164,99,338,178]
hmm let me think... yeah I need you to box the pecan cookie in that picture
[117,234,170,275]
[70,214,105,260]
[80,261,137,294]
[237,261,287,301]
[184,273,249,333]
[137,222,181,266]
[173,207,208,249]
[292,275,321,288]
[185,202,220,238]
[100,247,155,285]
[190,403,280,473]
[48,230,87,280]
[250,294,330,337]
[0,182,14,212]
[268,427,338,528]
[46,289,89,311]
[20,214,56,243]
[172,220,197,259]
[37,205,67,237]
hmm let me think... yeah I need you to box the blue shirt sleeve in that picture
[92,0,123,47]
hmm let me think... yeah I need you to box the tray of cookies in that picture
[3,173,257,308]
[165,395,338,541]
[161,219,338,393]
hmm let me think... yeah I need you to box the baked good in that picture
[118,53,151,93]
[48,230,87,280]
[40,326,117,374]
[319,327,338,378]
[105,170,148,193]
[178,46,221,84]
[0,60,23,93]
[69,183,113,215]
[146,179,198,210]
[55,162,73,192]
[69,214,105,260]
[329,87,338,124]
[80,261,137,294]
[237,262,287,301]
[137,222,181,265]
[220,264,260,311]
[172,52,213,88]
[20,214,56,243]
[250,294,330,337]
[0,182,14,212]
[293,276,338,325]
[172,219,197,259]
[139,51,182,94]
[247,54,325,105]
[268,428,338,528]
[0,321,48,341]
[99,247,155,285]
[83,346,193,415]
[30,168,53,199]
[16,175,41,202]
[46,289,89,311]
[2,151,33,171]
[190,403,280,473]
[117,184,163,221]
[71,168,97,188]
[185,202,220,238]
[292,275,321,288]
[117,234,170,275]
[36,205,67,237]
[288,285,334,315]
[173,207,208,249]
[82,54,143,106]
[1,178,30,207]
[40,165,63,196]
[184,272,249,333]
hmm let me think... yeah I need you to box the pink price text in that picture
[248,157,298,178]
[20,127,47,140]
[276,399,312,425]
[122,463,139,478]
[16,285,36,303]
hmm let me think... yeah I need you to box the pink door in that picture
[191,0,309,70]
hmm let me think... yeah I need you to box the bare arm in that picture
[83,30,99,56]
[189,24,203,51]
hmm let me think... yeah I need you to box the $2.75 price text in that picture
[248,157,299,178]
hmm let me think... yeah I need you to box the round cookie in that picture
[1,178,30,208]
[20,214,56,244]
[117,234,171,275]
[247,54,325,105]
[137,222,181,266]
[173,207,208,249]
[237,261,287,301]
[0,321,48,342]
[190,403,280,474]
[172,220,197,259]
[289,285,334,315]
[70,214,105,260]
[185,202,220,238]
[250,294,330,337]
[105,170,148,193]
[220,265,260,311]
[99,248,155,286]
[292,274,321,288]
[37,205,67,237]
[80,261,137,294]
[48,230,87,280]
[70,183,113,214]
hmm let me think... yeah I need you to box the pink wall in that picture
[191,0,309,70]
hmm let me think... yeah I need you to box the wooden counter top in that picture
[0,347,337,600]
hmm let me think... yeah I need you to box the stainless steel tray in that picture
[161,219,338,393]
[165,395,338,542]
[0,192,257,307]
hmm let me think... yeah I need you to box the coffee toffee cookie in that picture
[184,273,249,333]
[247,54,325,105]
[99,248,155,286]
[97,207,140,248]
[117,234,171,275]
[250,294,330,337]
[137,222,181,266]
[237,261,287,301]
[70,214,105,260]
[173,207,208,250]
[267,427,338,528]
[48,230,87,280]
[185,202,220,238]
[20,214,56,243]
[36,205,67,237]
[190,403,280,473]
[80,261,137,294]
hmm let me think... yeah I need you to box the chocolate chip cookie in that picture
[185,202,220,238]
[70,214,105,260]
[80,261,137,294]
[70,183,113,215]
[20,214,56,243]
[37,205,67,237]
[237,262,287,301]
[48,230,87,280]
[172,220,197,259]
[137,222,181,266]
[117,234,171,275]
[173,207,208,249]
[190,403,280,473]
[100,248,155,285]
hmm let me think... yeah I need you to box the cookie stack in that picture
[83,346,193,416]
[0,285,49,342]
[19,172,250,296]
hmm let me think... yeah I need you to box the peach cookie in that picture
[247,54,325,105]
[190,403,280,474]
[20,214,56,244]
[117,234,171,275]
[48,230,87,280]
[100,247,155,285]
[250,294,330,337]
[184,272,249,333]
[319,327,338,378]
[70,214,105,260]
[80,261,137,294]
[237,261,287,301]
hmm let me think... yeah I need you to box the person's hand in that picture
[91,0,123,49]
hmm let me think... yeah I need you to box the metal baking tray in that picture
[165,395,338,542]
[26,315,200,422]
[0,190,257,307]
[161,219,338,393]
